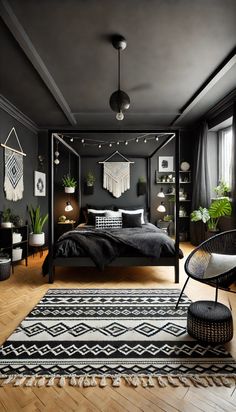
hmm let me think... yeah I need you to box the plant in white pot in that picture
[1,208,12,228]
[29,205,48,246]
[62,175,77,193]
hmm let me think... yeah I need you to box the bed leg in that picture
[174,260,179,284]
[48,265,55,284]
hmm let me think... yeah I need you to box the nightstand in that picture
[56,221,76,239]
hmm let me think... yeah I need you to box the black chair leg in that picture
[175,277,190,309]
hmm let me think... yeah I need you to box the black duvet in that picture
[54,223,183,270]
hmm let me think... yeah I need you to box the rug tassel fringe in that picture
[1,375,15,385]
[140,377,148,388]
[46,376,55,387]
[70,376,77,386]
[14,376,26,387]
[178,376,190,387]
[25,376,36,387]
[221,376,232,387]
[58,376,66,387]
[83,376,91,387]
[77,377,84,387]
[157,376,167,388]
[112,375,121,387]
[99,376,108,388]
[167,376,179,387]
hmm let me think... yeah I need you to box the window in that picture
[218,127,233,188]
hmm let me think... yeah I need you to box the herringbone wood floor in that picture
[0,243,236,412]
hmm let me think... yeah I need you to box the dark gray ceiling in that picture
[0,0,236,130]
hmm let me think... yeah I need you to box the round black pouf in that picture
[187,300,233,344]
[0,259,11,281]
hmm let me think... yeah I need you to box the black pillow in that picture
[87,212,106,225]
[122,212,142,228]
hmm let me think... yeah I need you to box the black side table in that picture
[56,221,76,240]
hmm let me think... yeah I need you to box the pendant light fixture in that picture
[65,201,73,212]
[109,35,130,121]
[157,188,165,198]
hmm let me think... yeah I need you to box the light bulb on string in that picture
[124,140,128,146]
[70,137,74,142]
[81,138,85,144]
[54,158,60,165]
[116,111,124,121]
[117,141,120,145]
[109,143,112,147]
[155,136,159,141]
[98,144,102,149]
[144,138,147,143]
[135,138,139,143]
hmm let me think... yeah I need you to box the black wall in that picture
[0,108,38,225]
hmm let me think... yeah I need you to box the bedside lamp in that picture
[157,188,165,198]
[157,202,166,213]
[65,201,73,212]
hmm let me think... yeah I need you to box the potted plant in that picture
[86,171,96,187]
[191,198,232,239]
[62,175,77,193]
[28,205,48,246]
[214,181,231,198]
[1,208,12,228]
[84,171,96,195]
[137,177,147,196]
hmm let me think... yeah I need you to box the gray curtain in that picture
[192,121,211,209]
[232,100,236,227]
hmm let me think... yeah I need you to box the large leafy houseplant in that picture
[191,198,232,231]
[62,175,77,188]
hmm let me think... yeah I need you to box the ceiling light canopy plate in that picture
[111,35,127,50]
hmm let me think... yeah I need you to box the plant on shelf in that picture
[191,198,232,233]
[214,180,231,198]
[86,171,96,187]
[62,174,77,193]
[1,208,12,228]
[28,205,48,247]
[163,214,173,222]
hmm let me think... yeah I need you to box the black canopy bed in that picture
[47,130,181,284]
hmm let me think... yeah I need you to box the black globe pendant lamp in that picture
[109,35,130,120]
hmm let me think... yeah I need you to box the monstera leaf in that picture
[191,207,210,223]
[209,198,232,218]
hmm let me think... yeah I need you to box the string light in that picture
[64,133,174,148]
[54,141,60,165]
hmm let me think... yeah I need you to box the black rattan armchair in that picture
[176,229,236,309]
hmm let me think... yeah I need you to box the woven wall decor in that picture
[1,127,26,201]
[99,151,134,198]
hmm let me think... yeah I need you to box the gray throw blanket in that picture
[54,223,182,270]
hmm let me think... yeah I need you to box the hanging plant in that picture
[62,175,77,193]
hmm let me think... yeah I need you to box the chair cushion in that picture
[204,253,236,279]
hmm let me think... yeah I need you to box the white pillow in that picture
[87,208,107,214]
[105,210,122,218]
[118,208,145,224]
[204,253,236,279]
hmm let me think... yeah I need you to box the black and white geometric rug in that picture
[0,289,236,388]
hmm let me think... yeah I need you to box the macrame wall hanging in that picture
[1,127,26,201]
[99,151,134,198]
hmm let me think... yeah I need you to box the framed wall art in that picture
[158,156,174,172]
[34,171,46,196]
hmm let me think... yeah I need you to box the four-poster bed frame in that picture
[47,130,180,284]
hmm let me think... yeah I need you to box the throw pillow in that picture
[122,212,142,228]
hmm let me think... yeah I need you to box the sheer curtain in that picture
[219,127,233,187]
[232,101,236,226]
[192,121,211,209]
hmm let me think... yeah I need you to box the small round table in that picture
[187,300,233,344]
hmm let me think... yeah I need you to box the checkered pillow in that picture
[95,216,122,229]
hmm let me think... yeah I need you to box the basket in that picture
[0,259,11,281]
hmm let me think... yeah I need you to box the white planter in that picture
[1,222,12,228]
[29,232,45,246]
[12,247,23,261]
[65,187,75,193]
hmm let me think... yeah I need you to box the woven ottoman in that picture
[187,300,233,344]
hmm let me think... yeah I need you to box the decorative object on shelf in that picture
[54,141,60,165]
[11,214,23,227]
[0,225,28,272]
[58,215,67,222]
[190,198,232,234]
[179,187,187,200]
[1,208,12,228]
[158,156,174,172]
[12,232,22,244]
[99,151,134,198]
[180,161,190,171]
[157,202,166,213]
[167,186,175,195]
[1,127,26,201]
[179,206,187,217]
[155,171,175,183]
[34,171,46,197]
[28,205,48,247]
[109,35,130,121]
[65,201,73,212]
[157,187,165,198]
[12,247,23,262]
[137,177,147,196]
[0,251,11,281]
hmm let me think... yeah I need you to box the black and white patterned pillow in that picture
[95,216,122,229]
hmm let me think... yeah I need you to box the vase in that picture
[29,233,45,246]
